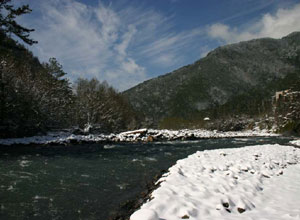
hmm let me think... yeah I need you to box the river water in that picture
[0,137,292,219]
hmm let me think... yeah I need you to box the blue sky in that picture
[15,0,300,91]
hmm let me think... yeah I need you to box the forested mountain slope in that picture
[124,32,300,127]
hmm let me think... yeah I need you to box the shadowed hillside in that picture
[124,32,300,128]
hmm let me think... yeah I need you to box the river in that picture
[0,136,292,219]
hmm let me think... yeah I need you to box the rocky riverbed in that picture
[0,128,279,146]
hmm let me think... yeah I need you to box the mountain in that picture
[123,32,300,128]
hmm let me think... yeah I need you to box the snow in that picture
[0,129,278,146]
[130,145,300,220]
[290,139,300,147]
[130,209,159,220]
[119,128,148,136]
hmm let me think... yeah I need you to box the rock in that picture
[220,152,227,156]
[277,170,283,175]
[241,167,248,172]
[147,136,154,142]
[130,209,159,220]
[72,128,85,135]
[237,207,246,213]
[225,208,231,213]
[261,173,270,178]
[181,214,190,219]
[222,202,229,208]
[119,129,148,136]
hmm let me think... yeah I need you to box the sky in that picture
[13,0,300,91]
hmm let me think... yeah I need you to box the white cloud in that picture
[207,3,300,44]
[20,0,207,90]
[19,0,206,90]
[152,53,178,67]
[15,0,300,91]
[139,28,204,66]
[20,0,149,91]
[199,45,211,58]
[103,59,146,91]
[114,25,137,59]
[95,4,120,43]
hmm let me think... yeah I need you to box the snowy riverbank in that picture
[130,144,300,220]
[0,129,278,146]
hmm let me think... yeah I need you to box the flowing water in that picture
[0,136,293,219]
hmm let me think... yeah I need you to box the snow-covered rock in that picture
[290,139,300,147]
[0,129,278,146]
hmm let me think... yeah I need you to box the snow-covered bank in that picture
[130,145,300,220]
[290,139,300,147]
[0,129,278,146]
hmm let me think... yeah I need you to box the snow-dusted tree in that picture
[42,58,74,128]
[0,32,74,137]
[74,78,136,133]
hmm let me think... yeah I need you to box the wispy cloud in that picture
[18,0,205,90]
[19,0,147,91]
[207,3,300,44]
[199,45,211,58]
[18,0,300,91]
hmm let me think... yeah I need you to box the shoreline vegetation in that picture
[0,128,280,146]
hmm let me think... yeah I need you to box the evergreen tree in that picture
[0,0,37,45]
[43,58,67,79]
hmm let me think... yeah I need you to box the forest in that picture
[0,0,138,138]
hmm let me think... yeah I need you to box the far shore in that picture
[0,128,281,146]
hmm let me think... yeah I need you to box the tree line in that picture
[0,1,138,138]
[0,33,138,138]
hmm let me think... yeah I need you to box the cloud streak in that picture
[21,0,147,91]
[207,3,300,44]
[17,0,300,91]
[19,0,206,90]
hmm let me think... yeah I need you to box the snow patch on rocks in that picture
[130,144,300,220]
[0,129,278,146]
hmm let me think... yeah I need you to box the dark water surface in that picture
[0,136,293,220]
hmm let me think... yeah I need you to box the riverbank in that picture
[0,128,279,146]
[130,144,300,220]
[290,139,300,147]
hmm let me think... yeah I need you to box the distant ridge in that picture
[124,32,300,128]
